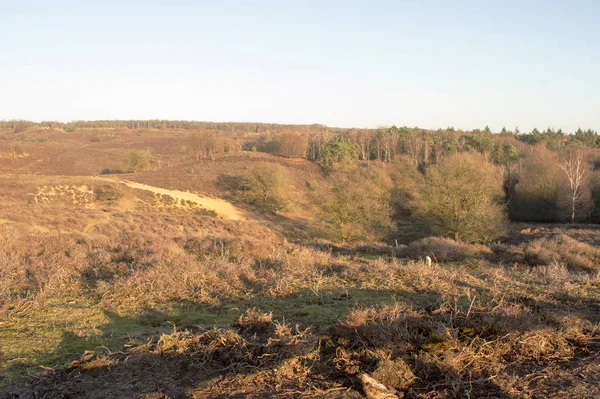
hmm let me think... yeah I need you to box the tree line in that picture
[225,129,600,236]
[3,119,599,149]
[236,147,596,245]
[5,119,600,229]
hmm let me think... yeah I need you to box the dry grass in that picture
[20,289,596,398]
[1,174,600,398]
[395,237,493,262]
[524,233,600,273]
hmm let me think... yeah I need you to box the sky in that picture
[0,0,599,131]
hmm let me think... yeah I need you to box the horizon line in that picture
[1,118,598,134]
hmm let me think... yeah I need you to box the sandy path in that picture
[19,174,246,221]
[115,180,245,220]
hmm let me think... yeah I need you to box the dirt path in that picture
[106,179,245,221]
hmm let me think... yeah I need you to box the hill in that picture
[0,124,599,398]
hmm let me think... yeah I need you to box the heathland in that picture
[0,121,599,398]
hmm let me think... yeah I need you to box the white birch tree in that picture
[558,151,588,224]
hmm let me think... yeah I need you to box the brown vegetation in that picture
[1,122,600,398]
[411,153,508,242]
[239,163,295,214]
[315,162,394,242]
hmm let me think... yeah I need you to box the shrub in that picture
[216,174,246,192]
[411,152,508,242]
[315,162,393,242]
[94,185,124,203]
[100,168,124,175]
[124,150,151,173]
[590,171,600,222]
[241,163,294,214]
[13,121,29,134]
[509,146,570,222]
[524,234,600,273]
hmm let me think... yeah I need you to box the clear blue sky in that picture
[1,0,599,131]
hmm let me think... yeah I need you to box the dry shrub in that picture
[411,152,508,242]
[94,226,338,305]
[94,185,124,203]
[314,162,394,242]
[0,229,92,312]
[0,208,297,310]
[395,237,492,262]
[183,235,257,263]
[337,304,433,353]
[510,145,578,222]
[529,260,571,283]
[253,246,332,295]
[240,163,294,214]
[234,308,274,336]
[511,328,574,361]
[28,312,322,398]
[68,351,119,371]
[330,294,581,397]
[124,149,152,173]
[524,233,600,272]
[370,357,415,391]
[155,309,313,370]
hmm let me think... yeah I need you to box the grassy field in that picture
[0,129,599,398]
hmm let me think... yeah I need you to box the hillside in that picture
[0,126,599,398]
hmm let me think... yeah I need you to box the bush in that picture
[315,162,393,242]
[124,150,151,173]
[216,174,245,192]
[94,185,124,203]
[509,146,570,222]
[13,121,29,134]
[590,171,600,222]
[411,153,508,242]
[524,234,600,273]
[241,163,294,214]
[100,168,124,175]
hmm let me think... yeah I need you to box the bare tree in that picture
[189,131,221,160]
[558,151,588,224]
[276,133,307,158]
